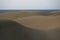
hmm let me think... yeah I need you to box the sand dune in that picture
[0,11,60,30]
[0,19,48,40]
[0,11,44,19]
[0,17,60,40]
[0,11,60,19]
[15,16,60,40]
[0,11,60,40]
[16,16,60,30]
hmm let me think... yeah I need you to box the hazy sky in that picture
[0,0,60,10]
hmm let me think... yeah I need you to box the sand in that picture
[15,16,60,30]
[0,11,45,19]
[0,11,60,30]
[0,11,60,19]
[0,11,60,40]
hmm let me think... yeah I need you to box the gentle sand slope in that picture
[16,16,60,30]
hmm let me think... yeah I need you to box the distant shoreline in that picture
[0,10,59,13]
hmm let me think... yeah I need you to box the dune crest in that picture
[15,16,60,30]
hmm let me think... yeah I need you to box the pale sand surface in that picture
[0,11,60,19]
[0,11,44,19]
[16,16,60,30]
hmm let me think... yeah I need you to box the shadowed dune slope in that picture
[0,19,28,40]
[0,19,48,40]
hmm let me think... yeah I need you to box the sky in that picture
[0,0,60,10]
